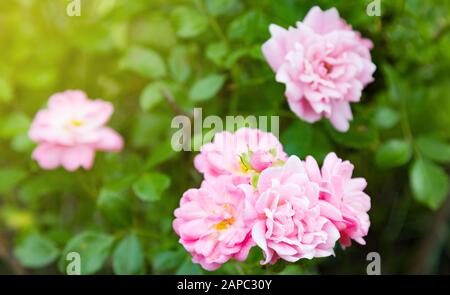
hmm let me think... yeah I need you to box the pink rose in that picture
[241,156,341,264]
[29,90,124,171]
[194,128,287,179]
[173,175,256,270]
[304,152,371,248]
[249,150,278,172]
[262,6,376,131]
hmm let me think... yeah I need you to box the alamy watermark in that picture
[366,0,381,17]
[171,108,280,152]
[66,251,81,275]
[366,252,381,275]
[67,0,81,17]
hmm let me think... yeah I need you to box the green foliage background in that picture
[0,0,449,274]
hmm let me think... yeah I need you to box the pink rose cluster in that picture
[29,90,123,171]
[173,128,371,271]
[262,6,376,132]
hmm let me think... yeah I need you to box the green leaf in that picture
[0,168,27,194]
[281,121,312,158]
[383,64,406,103]
[132,173,171,202]
[224,47,249,68]
[14,234,59,268]
[248,43,265,60]
[206,0,240,16]
[139,82,164,111]
[18,67,57,89]
[152,250,185,273]
[416,136,450,163]
[239,152,251,171]
[0,75,13,103]
[112,233,144,275]
[61,232,114,275]
[0,112,30,139]
[131,113,172,148]
[168,46,191,82]
[144,141,176,169]
[227,11,267,43]
[171,7,208,38]
[308,129,333,162]
[374,107,400,129]
[11,132,34,152]
[120,47,166,79]
[189,74,226,102]
[19,173,71,202]
[93,0,117,17]
[251,174,260,188]
[97,189,132,227]
[176,257,203,275]
[131,16,176,50]
[278,264,317,275]
[375,139,412,168]
[410,159,449,210]
[206,42,229,66]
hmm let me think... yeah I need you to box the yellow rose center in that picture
[214,204,235,230]
[214,217,235,230]
[71,119,84,127]
[239,159,249,173]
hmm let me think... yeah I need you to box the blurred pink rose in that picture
[194,128,287,179]
[249,150,277,172]
[29,90,123,171]
[173,175,256,271]
[241,156,341,264]
[262,6,376,131]
[304,152,371,248]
